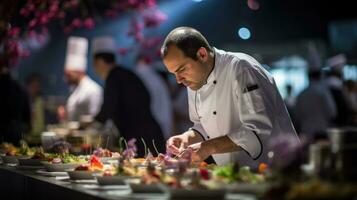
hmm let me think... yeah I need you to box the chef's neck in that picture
[204,50,215,83]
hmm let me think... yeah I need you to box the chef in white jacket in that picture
[162,27,299,168]
[63,36,103,122]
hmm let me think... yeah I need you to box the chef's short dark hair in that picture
[94,52,116,64]
[161,27,213,60]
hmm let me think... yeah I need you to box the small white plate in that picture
[81,184,130,190]
[36,169,68,177]
[68,179,97,184]
[1,155,29,164]
[67,170,95,180]
[129,183,164,193]
[96,175,130,185]
[41,161,84,172]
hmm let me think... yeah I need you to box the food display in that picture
[92,148,120,163]
[0,139,271,199]
[0,141,36,164]
[41,153,87,172]
[67,156,105,180]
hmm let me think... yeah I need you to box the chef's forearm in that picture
[203,136,242,154]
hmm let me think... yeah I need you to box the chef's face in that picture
[93,58,106,80]
[163,45,209,91]
[64,70,82,85]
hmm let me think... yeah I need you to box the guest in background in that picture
[0,64,31,145]
[295,70,336,139]
[92,36,165,157]
[134,54,173,140]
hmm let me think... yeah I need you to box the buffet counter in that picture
[0,165,256,200]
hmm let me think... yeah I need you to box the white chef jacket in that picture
[66,76,103,121]
[188,48,299,168]
[135,65,173,139]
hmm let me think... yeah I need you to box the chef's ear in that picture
[196,47,208,61]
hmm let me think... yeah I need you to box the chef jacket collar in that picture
[202,47,220,89]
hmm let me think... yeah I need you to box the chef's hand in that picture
[166,133,190,156]
[57,105,66,122]
[189,142,213,163]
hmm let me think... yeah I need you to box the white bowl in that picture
[96,175,130,185]
[41,161,83,172]
[129,183,164,193]
[67,170,95,180]
[1,155,29,164]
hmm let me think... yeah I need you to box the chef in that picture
[92,36,166,157]
[62,36,103,122]
[162,27,300,168]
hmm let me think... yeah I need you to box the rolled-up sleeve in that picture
[227,59,273,160]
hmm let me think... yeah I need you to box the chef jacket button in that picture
[207,136,210,139]
[213,111,217,115]
[213,80,217,84]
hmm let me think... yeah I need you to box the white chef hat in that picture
[92,36,116,55]
[64,54,87,71]
[65,36,88,71]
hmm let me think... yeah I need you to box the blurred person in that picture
[162,27,299,167]
[134,55,173,140]
[58,36,103,122]
[92,36,165,157]
[343,80,357,125]
[294,70,336,139]
[25,73,45,145]
[0,64,31,145]
[325,54,352,126]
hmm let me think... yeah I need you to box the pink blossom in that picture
[83,18,95,29]
[20,8,30,16]
[71,18,82,28]
[247,0,260,11]
[27,30,37,38]
[143,11,167,28]
[49,3,59,13]
[7,27,21,37]
[146,0,157,8]
[27,3,35,12]
[39,15,49,25]
[28,19,37,28]
[134,32,143,41]
[36,34,46,44]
